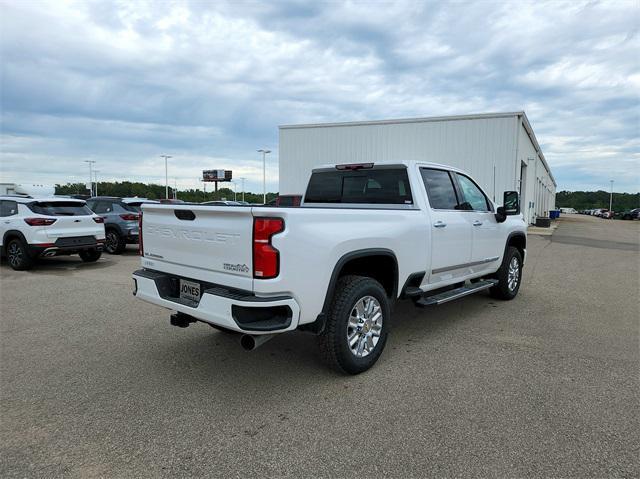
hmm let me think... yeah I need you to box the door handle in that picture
[473,220,483,226]
[433,221,447,228]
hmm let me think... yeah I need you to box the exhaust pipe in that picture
[240,333,276,351]
[42,248,58,257]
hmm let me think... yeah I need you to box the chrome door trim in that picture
[432,256,500,274]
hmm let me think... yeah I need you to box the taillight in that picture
[93,216,104,223]
[24,218,57,226]
[120,213,139,221]
[253,217,284,279]
[138,211,143,256]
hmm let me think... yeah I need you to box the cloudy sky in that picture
[1,0,638,193]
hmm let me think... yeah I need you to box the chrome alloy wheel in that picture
[7,242,23,268]
[507,256,520,292]
[347,295,383,358]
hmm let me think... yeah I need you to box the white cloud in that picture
[0,0,638,192]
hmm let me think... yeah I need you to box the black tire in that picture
[318,275,390,374]
[6,238,34,271]
[105,229,126,254]
[490,246,523,300]
[79,249,102,262]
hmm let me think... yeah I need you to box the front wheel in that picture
[318,275,390,374]
[79,249,102,262]
[490,246,523,300]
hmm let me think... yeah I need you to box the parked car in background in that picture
[275,195,302,207]
[201,200,243,206]
[601,210,614,219]
[1,196,105,270]
[86,197,139,254]
[159,199,184,204]
[619,208,640,220]
[122,197,160,212]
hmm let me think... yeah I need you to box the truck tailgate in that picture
[140,204,254,290]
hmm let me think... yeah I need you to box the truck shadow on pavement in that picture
[143,293,492,389]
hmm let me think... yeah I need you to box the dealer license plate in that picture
[179,279,201,303]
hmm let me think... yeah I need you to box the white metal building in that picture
[279,112,556,224]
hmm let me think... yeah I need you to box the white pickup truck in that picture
[133,161,526,374]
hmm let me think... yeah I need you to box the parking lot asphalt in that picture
[1,214,638,478]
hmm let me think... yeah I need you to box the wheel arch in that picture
[506,232,526,260]
[104,223,124,235]
[2,230,28,254]
[301,248,399,334]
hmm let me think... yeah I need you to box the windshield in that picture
[28,201,94,216]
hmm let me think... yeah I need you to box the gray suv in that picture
[86,197,139,254]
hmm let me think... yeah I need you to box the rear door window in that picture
[27,201,93,216]
[0,200,18,217]
[420,168,459,210]
[91,201,112,214]
[305,168,413,204]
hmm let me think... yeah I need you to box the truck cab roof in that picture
[313,160,468,174]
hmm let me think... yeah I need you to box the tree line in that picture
[55,181,278,204]
[55,181,639,211]
[555,190,639,211]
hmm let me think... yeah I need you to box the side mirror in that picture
[495,191,520,223]
[503,191,520,215]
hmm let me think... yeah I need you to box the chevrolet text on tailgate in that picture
[133,161,527,374]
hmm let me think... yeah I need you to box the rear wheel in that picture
[318,275,390,374]
[79,249,102,262]
[6,238,34,271]
[490,246,522,300]
[105,229,126,254]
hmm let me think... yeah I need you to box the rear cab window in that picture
[304,166,413,205]
[420,168,459,210]
[27,201,93,216]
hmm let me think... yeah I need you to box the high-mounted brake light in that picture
[93,216,105,223]
[24,218,57,226]
[335,163,374,170]
[120,213,139,221]
[253,217,284,279]
[138,211,143,256]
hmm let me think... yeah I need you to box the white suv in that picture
[0,196,106,270]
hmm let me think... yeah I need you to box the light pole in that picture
[93,170,100,196]
[230,181,237,201]
[257,149,271,204]
[200,178,207,200]
[239,177,246,202]
[609,180,614,212]
[160,155,172,199]
[84,160,96,196]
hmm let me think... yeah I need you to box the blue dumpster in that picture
[549,210,560,219]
